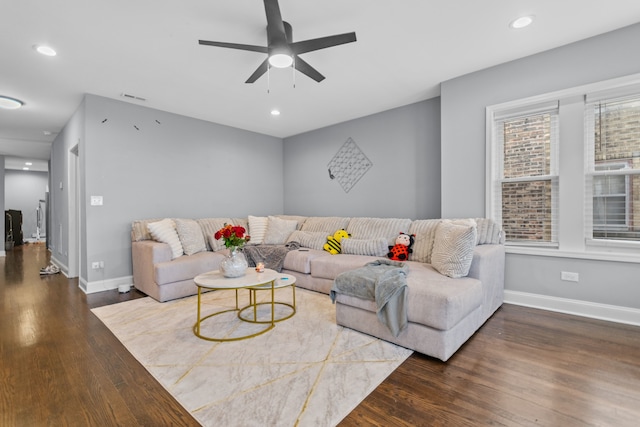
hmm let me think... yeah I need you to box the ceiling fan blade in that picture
[263,0,288,46]
[290,32,357,55]
[199,40,268,53]
[293,56,325,82]
[245,59,269,83]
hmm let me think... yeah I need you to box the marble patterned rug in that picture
[92,287,413,427]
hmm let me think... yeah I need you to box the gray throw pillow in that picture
[431,220,477,278]
[175,218,207,256]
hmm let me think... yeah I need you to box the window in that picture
[490,104,559,245]
[585,96,640,242]
[487,75,640,259]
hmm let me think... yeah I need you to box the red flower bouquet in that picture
[214,224,250,250]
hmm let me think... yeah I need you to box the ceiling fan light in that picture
[269,53,293,68]
[0,96,24,110]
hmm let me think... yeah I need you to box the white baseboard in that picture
[81,275,133,294]
[0,250,5,257]
[504,290,640,327]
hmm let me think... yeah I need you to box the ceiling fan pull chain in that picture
[267,63,271,94]
[292,56,296,89]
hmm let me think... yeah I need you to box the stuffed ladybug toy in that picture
[387,232,415,261]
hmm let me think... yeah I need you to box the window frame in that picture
[491,106,560,247]
[591,162,630,231]
[486,73,640,262]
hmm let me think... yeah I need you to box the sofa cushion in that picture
[131,218,162,242]
[474,218,502,245]
[283,249,332,274]
[286,230,326,250]
[335,262,483,331]
[147,219,184,259]
[274,215,307,230]
[432,220,478,278]
[310,254,379,280]
[408,219,441,264]
[196,218,233,251]
[263,216,298,244]
[154,251,225,285]
[248,215,269,244]
[175,219,207,256]
[300,216,351,233]
[346,217,412,244]
[341,238,388,256]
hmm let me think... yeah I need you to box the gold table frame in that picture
[238,274,296,324]
[193,268,278,342]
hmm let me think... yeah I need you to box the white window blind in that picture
[584,94,640,243]
[491,104,560,245]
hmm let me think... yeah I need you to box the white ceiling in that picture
[2,1,640,172]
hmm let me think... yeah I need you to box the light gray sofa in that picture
[131,215,504,361]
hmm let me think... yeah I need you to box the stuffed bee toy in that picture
[323,229,351,255]
[387,232,416,261]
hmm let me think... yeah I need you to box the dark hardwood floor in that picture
[2,243,639,426]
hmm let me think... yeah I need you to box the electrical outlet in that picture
[91,261,101,270]
[561,271,579,282]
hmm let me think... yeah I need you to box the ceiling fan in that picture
[198,0,357,83]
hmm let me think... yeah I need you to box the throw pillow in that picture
[131,218,161,242]
[286,230,327,250]
[474,218,503,245]
[263,216,298,245]
[147,218,184,259]
[431,221,477,278]
[341,238,389,256]
[408,219,441,263]
[174,218,207,256]
[196,217,233,251]
[300,216,351,233]
[247,215,268,245]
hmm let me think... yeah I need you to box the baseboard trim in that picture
[504,290,640,327]
[81,275,133,294]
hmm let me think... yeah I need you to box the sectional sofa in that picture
[131,215,504,361]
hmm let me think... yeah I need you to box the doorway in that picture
[68,144,80,278]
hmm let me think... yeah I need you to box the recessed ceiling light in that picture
[34,44,57,56]
[509,15,534,29]
[23,167,30,171]
[0,96,23,109]
[271,109,281,116]
[25,162,33,166]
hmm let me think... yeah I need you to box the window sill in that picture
[505,245,640,264]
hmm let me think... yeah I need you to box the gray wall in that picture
[283,98,441,219]
[5,170,48,241]
[61,95,284,285]
[440,23,640,310]
[50,99,84,267]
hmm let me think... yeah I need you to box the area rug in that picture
[92,287,413,426]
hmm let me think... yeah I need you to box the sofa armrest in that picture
[132,240,172,295]
[467,244,505,318]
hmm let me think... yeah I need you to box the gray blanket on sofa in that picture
[242,242,301,273]
[330,259,409,337]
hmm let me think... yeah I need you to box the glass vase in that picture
[219,247,248,278]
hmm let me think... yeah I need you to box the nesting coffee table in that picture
[193,268,296,342]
